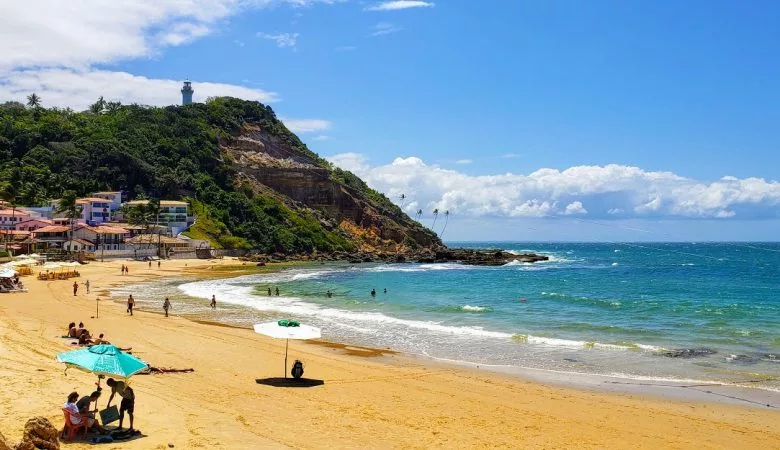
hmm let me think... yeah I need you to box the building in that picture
[122,200,193,235]
[50,197,116,225]
[91,191,123,211]
[0,208,32,229]
[14,218,53,232]
[181,80,194,105]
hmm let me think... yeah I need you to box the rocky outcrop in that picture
[221,126,442,251]
[3,417,60,450]
[243,248,548,266]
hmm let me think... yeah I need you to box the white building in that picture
[123,200,193,235]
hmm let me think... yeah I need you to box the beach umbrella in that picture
[56,344,148,379]
[0,267,17,278]
[253,320,321,378]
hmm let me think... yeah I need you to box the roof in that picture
[92,191,121,195]
[16,218,52,225]
[33,225,71,233]
[0,209,31,216]
[124,199,188,207]
[0,230,31,236]
[64,238,94,246]
[106,222,144,230]
[92,226,128,234]
[77,197,111,203]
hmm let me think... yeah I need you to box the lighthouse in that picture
[181,80,194,105]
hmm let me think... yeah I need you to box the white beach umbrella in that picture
[0,267,17,278]
[253,320,321,378]
[42,262,62,270]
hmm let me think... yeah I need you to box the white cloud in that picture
[455,159,473,165]
[0,68,277,110]
[281,118,332,133]
[326,154,780,219]
[312,135,330,141]
[233,40,246,47]
[365,1,435,11]
[370,22,403,36]
[257,32,299,48]
[500,152,522,159]
[0,1,340,109]
[564,201,587,215]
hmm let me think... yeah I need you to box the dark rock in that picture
[659,348,717,358]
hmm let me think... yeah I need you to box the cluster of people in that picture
[0,275,24,292]
[62,377,136,437]
[72,279,90,296]
[267,287,280,296]
[370,288,387,297]
[120,264,130,275]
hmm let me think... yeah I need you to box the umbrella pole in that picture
[284,338,289,378]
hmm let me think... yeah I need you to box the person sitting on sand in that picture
[92,333,109,345]
[67,322,77,338]
[78,329,93,346]
[77,390,102,416]
[106,378,135,431]
[63,391,107,435]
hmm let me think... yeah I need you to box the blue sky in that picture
[1,1,779,241]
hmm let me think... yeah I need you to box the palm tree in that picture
[26,93,41,108]
[56,190,82,254]
[398,193,406,209]
[431,208,439,229]
[89,96,106,114]
[439,210,450,238]
[415,209,423,221]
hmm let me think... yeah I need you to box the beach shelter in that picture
[56,344,148,379]
[253,320,321,378]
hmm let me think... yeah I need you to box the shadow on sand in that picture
[255,377,324,388]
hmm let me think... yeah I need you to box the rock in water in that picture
[19,416,59,450]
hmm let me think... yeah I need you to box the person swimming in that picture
[371,289,376,297]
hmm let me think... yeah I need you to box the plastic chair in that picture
[61,408,88,441]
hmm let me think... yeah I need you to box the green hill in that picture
[0,97,441,254]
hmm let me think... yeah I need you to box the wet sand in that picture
[0,259,777,449]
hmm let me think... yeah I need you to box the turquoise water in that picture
[172,242,779,390]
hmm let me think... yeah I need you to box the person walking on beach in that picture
[84,279,90,294]
[210,295,216,309]
[106,378,135,431]
[275,287,280,296]
[157,260,161,269]
[148,260,152,268]
[121,264,125,275]
[163,297,171,317]
[73,281,79,296]
[267,287,272,296]
[127,295,135,316]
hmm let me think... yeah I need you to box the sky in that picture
[1,0,779,241]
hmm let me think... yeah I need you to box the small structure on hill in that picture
[181,80,194,105]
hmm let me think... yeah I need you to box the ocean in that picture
[114,242,780,393]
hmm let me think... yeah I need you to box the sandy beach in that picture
[0,259,778,449]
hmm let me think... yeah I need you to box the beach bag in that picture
[99,405,120,425]
[291,360,304,379]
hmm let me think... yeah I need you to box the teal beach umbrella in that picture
[56,344,148,379]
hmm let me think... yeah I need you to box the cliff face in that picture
[221,125,442,253]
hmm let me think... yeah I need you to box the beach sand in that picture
[0,259,778,449]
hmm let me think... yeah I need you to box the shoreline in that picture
[0,259,778,449]
[108,272,780,409]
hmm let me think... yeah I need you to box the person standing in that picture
[163,297,171,317]
[106,378,135,431]
[371,288,376,297]
[121,264,125,275]
[267,287,272,296]
[210,295,216,309]
[148,260,152,268]
[275,287,280,296]
[84,279,90,294]
[73,281,79,296]
[157,260,161,269]
[127,295,135,316]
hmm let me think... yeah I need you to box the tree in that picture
[415,209,422,221]
[431,208,439,229]
[26,93,41,108]
[398,193,406,209]
[439,210,450,238]
[55,190,82,254]
[89,96,106,114]
[0,168,21,252]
